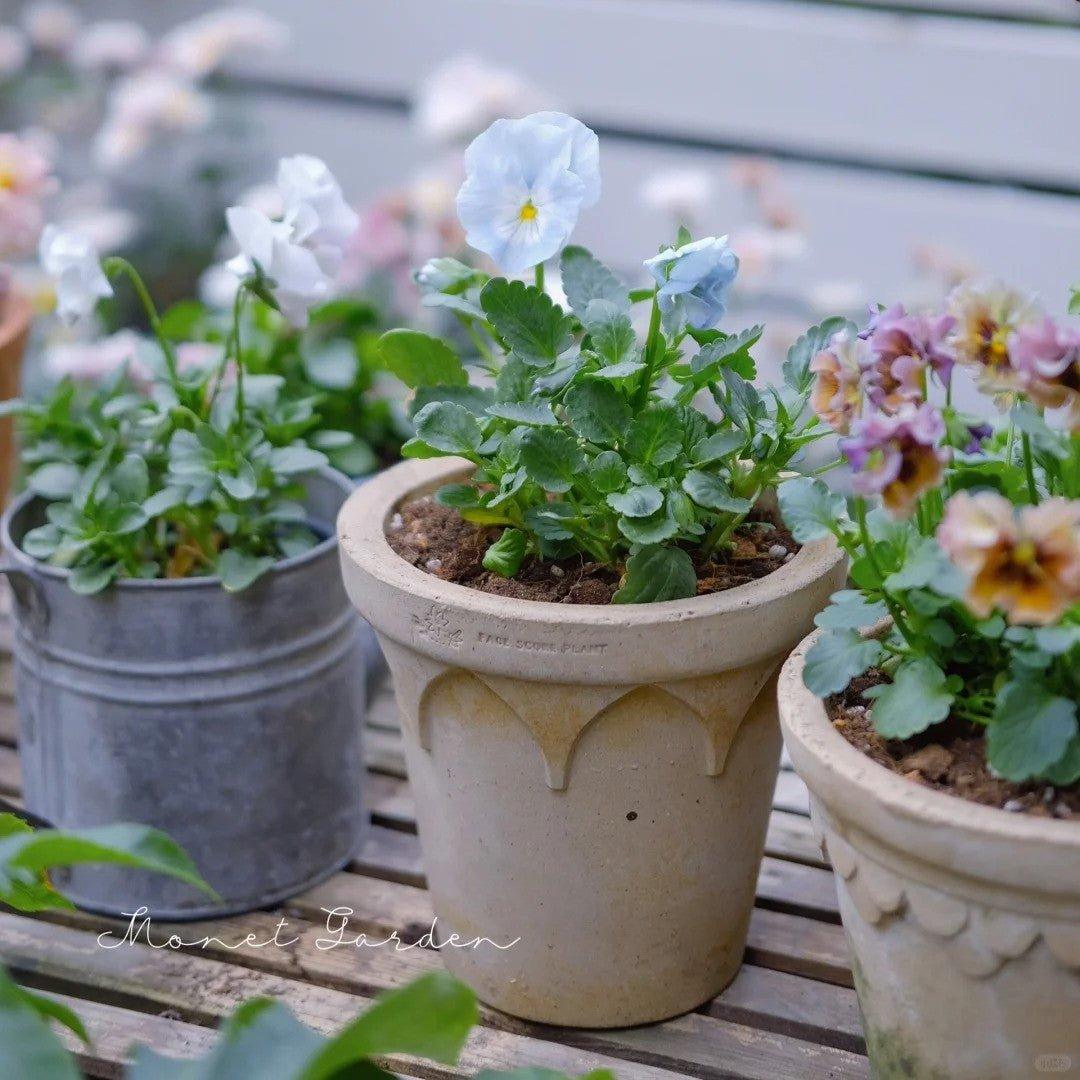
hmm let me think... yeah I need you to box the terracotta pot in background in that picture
[779,631,1080,1079]
[338,458,846,1027]
[0,293,30,506]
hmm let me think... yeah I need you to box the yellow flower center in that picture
[1012,539,1038,567]
[0,167,15,191]
[518,200,539,223]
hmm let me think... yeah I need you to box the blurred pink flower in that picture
[71,20,149,72]
[44,330,150,383]
[21,1,80,54]
[1009,316,1080,428]
[158,8,288,79]
[864,302,955,411]
[0,132,57,259]
[0,26,29,77]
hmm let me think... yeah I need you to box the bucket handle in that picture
[0,557,49,632]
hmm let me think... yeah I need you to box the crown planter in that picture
[338,457,846,1027]
[0,293,31,506]
[2,468,367,920]
[779,631,1080,1079]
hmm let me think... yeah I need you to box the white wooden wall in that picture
[208,0,1080,316]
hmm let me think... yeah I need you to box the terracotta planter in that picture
[779,632,1080,1079]
[0,293,31,506]
[338,458,846,1027]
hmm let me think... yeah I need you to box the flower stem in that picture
[633,294,663,410]
[102,256,180,389]
[1021,432,1038,503]
[854,497,918,649]
[534,262,545,294]
[229,281,247,428]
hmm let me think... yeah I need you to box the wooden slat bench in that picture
[0,649,868,1078]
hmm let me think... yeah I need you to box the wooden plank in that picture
[708,965,864,1054]
[0,913,773,1080]
[772,770,811,816]
[13,903,868,1079]
[765,810,828,869]
[44,991,217,1079]
[798,0,1078,21]
[746,909,853,987]
[238,0,1080,187]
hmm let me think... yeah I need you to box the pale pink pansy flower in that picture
[809,326,873,435]
[937,491,1080,625]
[158,8,288,79]
[71,20,149,72]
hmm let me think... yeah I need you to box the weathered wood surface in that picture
[0,644,866,1078]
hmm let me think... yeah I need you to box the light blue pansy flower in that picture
[456,112,600,276]
[644,236,740,331]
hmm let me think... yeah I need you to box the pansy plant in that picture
[781,281,1080,787]
[2,155,360,593]
[377,113,839,603]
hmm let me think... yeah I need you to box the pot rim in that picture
[1,465,354,592]
[778,628,1080,897]
[0,292,31,352]
[339,457,845,628]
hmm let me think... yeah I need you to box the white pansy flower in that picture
[108,71,212,131]
[71,20,149,71]
[276,154,359,277]
[0,26,29,77]
[56,207,139,254]
[640,168,714,226]
[414,54,549,145]
[21,1,80,53]
[39,225,113,323]
[159,8,288,79]
[226,207,331,327]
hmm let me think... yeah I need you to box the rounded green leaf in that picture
[378,329,467,388]
[613,545,696,604]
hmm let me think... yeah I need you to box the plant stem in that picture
[534,262,545,294]
[700,512,741,560]
[632,294,663,410]
[229,281,247,428]
[1021,432,1038,503]
[102,257,180,389]
[854,497,918,648]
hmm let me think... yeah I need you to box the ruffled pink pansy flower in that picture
[863,303,955,411]
[937,491,1080,626]
[1009,316,1080,429]
[841,403,946,518]
[945,279,1038,394]
[809,327,872,434]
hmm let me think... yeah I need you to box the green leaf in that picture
[617,510,679,545]
[691,430,744,465]
[884,537,966,596]
[302,972,477,1079]
[216,549,276,592]
[479,279,575,366]
[607,486,663,518]
[1068,285,1080,317]
[681,471,752,513]
[777,477,846,543]
[583,300,636,366]
[413,402,482,456]
[142,487,186,517]
[486,402,558,427]
[625,404,682,465]
[28,462,81,500]
[21,525,61,561]
[988,681,1078,782]
[482,529,528,578]
[377,329,467,388]
[863,658,953,740]
[0,968,81,1080]
[802,629,883,698]
[814,590,889,631]
[589,360,645,381]
[613,545,696,603]
[410,384,493,419]
[520,429,586,493]
[559,246,629,318]
[1043,734,1080,786]
[0,822,214,910]
[68,563,116,595]
[111,454,150,502]
[303,341,359,390]
[587,451,627,494]
[782,317,854,393]
[563,382,631,446]
[686,326,762,386]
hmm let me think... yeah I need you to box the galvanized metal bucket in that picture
[0,468,366,919]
